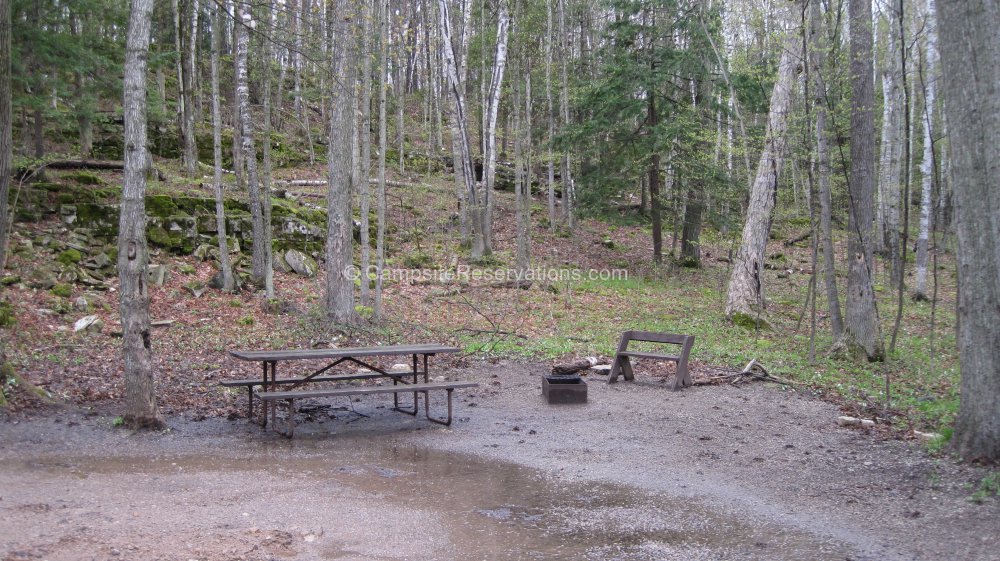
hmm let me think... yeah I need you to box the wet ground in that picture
[2,362,998,560]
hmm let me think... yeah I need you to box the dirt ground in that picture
[1,361,998,561]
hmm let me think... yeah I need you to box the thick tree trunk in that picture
[913,0,938,301]
[260,4,275,299]
[725,30,800,324]
[119,0,162,429]
[182,0,198,176]
[0,0,9,273]
[938,0,1000,463]
[209,3,233,293]
[235,6,266,289]
[359,7,373,308]
[810,0,843,339]
[842,0,884,361]
[325,0,358,325]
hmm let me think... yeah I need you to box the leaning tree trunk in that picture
[325,0,358,325]
[842,0,884,361]
[438,0,484,257]
[725,29,800,325]
[0,0,10,273]
[235,5,266,289]
[209,2,233,292]
[119,0,162,429]
[913,0,939,301]
[938,0,1000,463]
[482,0,510,255]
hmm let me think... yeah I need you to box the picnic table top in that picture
[229,344,461,362]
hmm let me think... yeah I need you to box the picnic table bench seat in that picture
[257,381,479,437]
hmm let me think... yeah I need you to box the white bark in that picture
[914,0,938,300]
[877,2,903,285]
[375,0,389,320]
[483,0,510,253]
[235,6,266,288]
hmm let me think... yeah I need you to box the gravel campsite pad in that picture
[1,362,997,561]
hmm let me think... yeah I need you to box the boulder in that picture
[183,280,207,298]
[73,315,104,333]
[148,264,169,287]
[284,249,318,278]
[73,296,91,312]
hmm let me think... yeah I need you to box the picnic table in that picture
[225,344,472,436]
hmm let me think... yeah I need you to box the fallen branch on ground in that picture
[695,359,796,386]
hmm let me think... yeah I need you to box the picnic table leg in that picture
[259,361,268,427]
[425,389,455,426]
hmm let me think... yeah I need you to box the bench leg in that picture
[286,398,295,438]
[425,389,455,426]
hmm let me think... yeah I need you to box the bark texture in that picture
[913,0,939,300]
[325,0,358,325]
[209,2,233,292]
[725,28,800,323]
[235,5,266,288]
[119,0,162,428]
[938,0,1000,462]
[842,0,884,361]
[877,2,903,285]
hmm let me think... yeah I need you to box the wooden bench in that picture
[608,331,695,390]
[256,381,479,437]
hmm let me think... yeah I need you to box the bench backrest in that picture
[620,330,692,346]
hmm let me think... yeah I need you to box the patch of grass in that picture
[51,283,73,298]
[970,472,1000,504]
[237,315,254,326]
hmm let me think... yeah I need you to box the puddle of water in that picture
[8,442,854,561]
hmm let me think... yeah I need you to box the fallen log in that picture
[783,230,812,247]
[695,359,796,386]
[490,279,532,290]
[551,357,603,376]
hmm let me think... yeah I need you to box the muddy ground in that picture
[1,362,997,561]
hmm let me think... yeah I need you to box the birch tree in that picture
[842,0,884,361]
[913,0,938,301]
[877,1,903,285]
[325,0,358,324]
[938,0,1000,463]
[235,4,267,289]
[375,0,389,319]
[209,2,233,292]
[724,24,801,324]
[483,0,510,253]
[119,0,162,428]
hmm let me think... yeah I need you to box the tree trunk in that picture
[119,0,163,429]
[482,0,510,255]
[375,0,389,320]
[260,3,275,299]
[0,0,9,273]
[842,0,884,361]
[235,5,266,289]
[648,96,662,264]
[913,0,939,301]
[810,0,843,339]
[725,29,800,324]
[515,55,531,277]
[558,0,574,230]
[545,0,556,232]
[209,2,233,293]
[359,6,373,308]
[447,0,473,246]
[182,0,198,176]
[325,0,358,325]
[439,0,484,258]
[877,3,903,287]
[938,0,1000,463]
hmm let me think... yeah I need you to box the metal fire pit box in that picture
[542,374,587,404]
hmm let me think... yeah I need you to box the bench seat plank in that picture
[256,381,478,401]
[220,372,390,388]
[618,351,682,361]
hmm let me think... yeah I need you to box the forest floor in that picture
[1,160,995,560]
